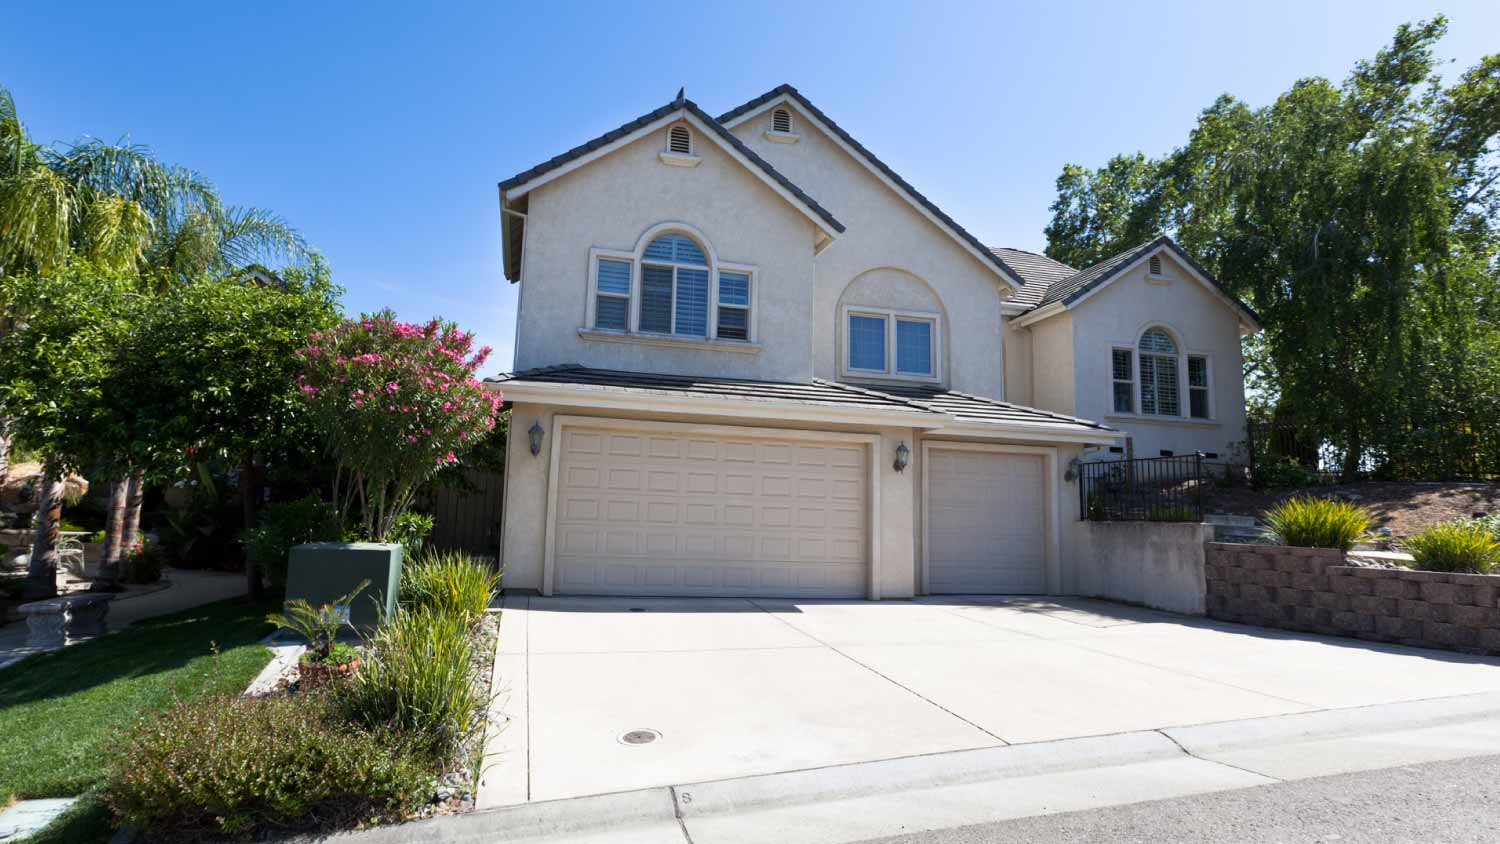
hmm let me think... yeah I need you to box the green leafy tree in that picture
[120,258,342,596]
[0,262,138,598]
[1043,18,1500,480]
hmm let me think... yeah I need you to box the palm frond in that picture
[0,166,73,273]
[81,195,153,276]
[216,205,309,272]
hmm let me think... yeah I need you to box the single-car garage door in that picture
[927,448,1046,593]
[550,425,868,597]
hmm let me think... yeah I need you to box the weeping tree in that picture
[1043,18,1500,479]
[0,262,138,598]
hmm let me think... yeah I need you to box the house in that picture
[489,84,1260,600]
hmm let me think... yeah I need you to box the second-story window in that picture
[842,307,940,381]
[587,227,756,344]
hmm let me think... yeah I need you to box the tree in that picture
[0,262,138,598]
[1043,18,1500,480]
[121,258,342,596]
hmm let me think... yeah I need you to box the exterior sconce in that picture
[893,441,910,473]
[528,421,545,457]
[1064,457,1082,482]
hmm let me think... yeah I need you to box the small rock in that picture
[435,787,454,803]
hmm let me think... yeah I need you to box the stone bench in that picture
[18,593,114,649]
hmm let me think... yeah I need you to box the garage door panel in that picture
[553,427,868,597]
[928,449,1046,594]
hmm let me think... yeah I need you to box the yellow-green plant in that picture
[1404,522,1500,574]
[1263,496,1372,551]
[399,551,499,624]
[266,579,369,662]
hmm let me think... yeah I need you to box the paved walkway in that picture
[479,594,1500,808]
[0,568,248,669]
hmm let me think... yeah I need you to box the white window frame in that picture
[1186,352,1213,420]
[581,224,758,347]
[1110,346,1135,414]
[838,305,942,383]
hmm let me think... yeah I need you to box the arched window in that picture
[1137,328,1180,416]
[588,225,757,343]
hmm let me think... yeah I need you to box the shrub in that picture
[241,495,340,589]
[1471,514,1500,541]
[400,551,499,623]
[1263,496,1372,551]
[337,606,484,757]
[1252,459,1321,491]
[1147,505,1199,522]
[123,539,165,584]
[388,510,435,562]
[104,693,428,837]
[1404,522,1500,574]
[266,580,369,663]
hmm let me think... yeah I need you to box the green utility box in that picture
[285,542,402,631]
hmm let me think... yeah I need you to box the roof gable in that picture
[718,85,1024,291]
[498,93,844,281]
[1005,237,1262,330]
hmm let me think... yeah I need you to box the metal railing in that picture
[1079,454,1206,522]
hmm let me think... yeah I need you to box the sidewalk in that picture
[0,567,248,669]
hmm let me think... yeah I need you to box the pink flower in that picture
[408,435,418,443]
[300,385,318,395]
[354,399,363,407]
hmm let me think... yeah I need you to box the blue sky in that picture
[4,1,1496,374]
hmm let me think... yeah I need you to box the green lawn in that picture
[0,596,278,811]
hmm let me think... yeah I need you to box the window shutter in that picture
[639,266,674,333]
[674,268,709,336]
[596,259,631,295]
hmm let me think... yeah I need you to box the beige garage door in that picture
[551,426,868,597]
[927,449,1046,594]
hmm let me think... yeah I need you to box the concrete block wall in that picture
[1206,542,1500,656]
[1074,521,1211,615]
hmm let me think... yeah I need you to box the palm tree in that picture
[0,82,311,595]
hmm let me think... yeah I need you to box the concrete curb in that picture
[304,788,679,843]
[675,730,1180,817]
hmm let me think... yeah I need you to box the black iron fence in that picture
[1079,454,1206,522]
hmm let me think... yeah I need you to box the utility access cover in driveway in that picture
[488,594,1500,805]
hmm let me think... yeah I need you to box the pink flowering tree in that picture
[296,310,502,541]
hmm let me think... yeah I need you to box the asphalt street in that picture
[858,754,1500,844]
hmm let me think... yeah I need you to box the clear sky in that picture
[4,1,1496,375]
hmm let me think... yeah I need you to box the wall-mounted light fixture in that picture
[893,441,910,473]
[1064,457,1082,482]
[528,421,545,457]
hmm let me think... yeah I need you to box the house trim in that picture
[541,414,884,599]
[919,440,1061,595]
[838,304,944,384]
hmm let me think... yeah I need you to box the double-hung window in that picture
[843,308,939,380]
[1111,348,1135,413]
[1187,355,1210,418]
[588,230,754,343]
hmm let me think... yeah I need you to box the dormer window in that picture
[668,124,692,155]
[771,108,793,134]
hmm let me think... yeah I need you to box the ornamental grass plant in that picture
[1263,496,1372,551]
[1404,521,1500,574]
[399,551,499,624]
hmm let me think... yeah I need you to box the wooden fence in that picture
[423,469,504,557]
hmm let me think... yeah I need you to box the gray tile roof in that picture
[499,94,845,236]
[488,365,1117,435]
[988,248,1077,309]
[991,237,1262,327]
[718,85,1023,288]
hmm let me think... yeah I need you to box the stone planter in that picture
[284,542,402,631]
[298,656,361,690]
[1205,541,1500,656]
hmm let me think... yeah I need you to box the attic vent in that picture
[668,125,692,155]
[1148,255,1163,276]
[771,108,793,134]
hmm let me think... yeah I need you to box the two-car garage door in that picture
[551,425,869,597]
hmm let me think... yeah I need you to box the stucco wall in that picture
[1027,313,1075,416]
[499,401,920,598]
[729,106,1010,397]
[1067,252,1248,461]
[1073,521,1210,615]
[1002,323,1033,407]
[514,124,818,382]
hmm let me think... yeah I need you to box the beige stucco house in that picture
[489,85,1260,600]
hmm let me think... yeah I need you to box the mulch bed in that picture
[1208,481,1500,536]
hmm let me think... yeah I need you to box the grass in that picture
[0,596,278,809]
[1404,521,1500,574]
[1263,495,1373,551]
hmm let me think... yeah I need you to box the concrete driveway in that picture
[479,594,1500,807]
